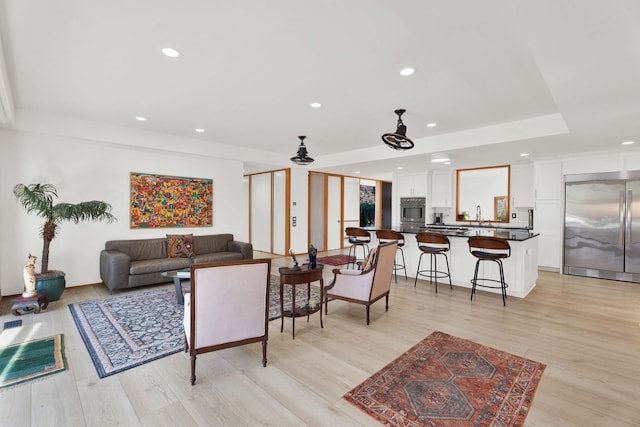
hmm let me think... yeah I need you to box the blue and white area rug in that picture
[69,287,185,378]
[70,277,321,378]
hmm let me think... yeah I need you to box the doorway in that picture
[359,180,376,226]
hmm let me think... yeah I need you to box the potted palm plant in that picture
[13,183,116,301]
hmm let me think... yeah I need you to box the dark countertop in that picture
[363,225,538,241]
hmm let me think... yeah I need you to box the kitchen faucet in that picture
[476,205,481,221]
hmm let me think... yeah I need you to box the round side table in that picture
[278,264,324,339]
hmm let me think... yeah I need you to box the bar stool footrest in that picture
[417,270,451,281]
[470,278,509,290]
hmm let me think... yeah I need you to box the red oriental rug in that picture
[315,254,356,266]
[345,331,546,426]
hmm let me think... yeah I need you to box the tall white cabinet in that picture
[533,161,563,270]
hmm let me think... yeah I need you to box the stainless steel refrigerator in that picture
[564,171,640,283]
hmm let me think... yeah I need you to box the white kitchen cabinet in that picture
[403,233,538,298]
[398,173,427,197]
[533,199,562,270]
[534,162,562,200]
[532,161,562,270]
[431,170,452,207]
[510,165,534,207]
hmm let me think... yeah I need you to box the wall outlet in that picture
[511,213,517,219]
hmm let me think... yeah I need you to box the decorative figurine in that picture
[308,244,317,268]
[289,248,300,270]
[22,254,38,298]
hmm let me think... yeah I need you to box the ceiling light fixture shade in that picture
[290,135,314,165]
[430,152,451,163]
[382,109,414,150]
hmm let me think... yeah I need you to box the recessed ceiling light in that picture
[355,171,361,174]
[621,141,635,145]
[397,166,404,170]
[426,123,437,128]
[310,102,322,108]
[520,153,530,157]
[444,161,451,165]
[135,116,147,121]
[195,128,205,133]
[400,67,415,76]
[430,153,450,163]
[161,47,181,58]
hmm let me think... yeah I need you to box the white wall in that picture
[0,128,246,296]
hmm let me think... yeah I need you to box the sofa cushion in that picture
[105,238,167,261]
[130,257,190,275]
[193,234,233,255]
[191,252,244,264]
[167,234,193,258]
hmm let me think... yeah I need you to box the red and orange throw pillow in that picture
[166,234,193,258]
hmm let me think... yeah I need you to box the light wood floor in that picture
[1,250,640,427]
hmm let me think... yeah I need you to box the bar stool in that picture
[376,229,407,282]
[345,227,371,269]
[468,236,510,306]
[414,232,452,293]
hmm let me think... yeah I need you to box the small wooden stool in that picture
[11,293,49,315]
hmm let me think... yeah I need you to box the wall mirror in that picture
[456,165,510,223]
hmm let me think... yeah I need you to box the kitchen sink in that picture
[421,225,467,230]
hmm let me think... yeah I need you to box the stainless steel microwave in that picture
[400,197,426,223]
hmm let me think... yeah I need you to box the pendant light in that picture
[290,135,314,165]
[381,109,414,150]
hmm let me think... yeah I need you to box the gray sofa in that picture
[99,234,253,292]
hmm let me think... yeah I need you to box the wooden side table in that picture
[11,293,49,315]
[278,264,324,339]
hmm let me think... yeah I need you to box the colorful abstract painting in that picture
[130,172,213,228]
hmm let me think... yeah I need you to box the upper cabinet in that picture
[431,170,452,207]
[510,165,534,207]
[534,162,562,200]
[398,173,427,197]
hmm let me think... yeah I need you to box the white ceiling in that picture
[1,0,640,180]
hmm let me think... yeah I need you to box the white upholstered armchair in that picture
[183,258,271,385]
[324,241,397,325]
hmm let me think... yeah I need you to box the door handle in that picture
[619,191,625,247]
[627,190,632,248]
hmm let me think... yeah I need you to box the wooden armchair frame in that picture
[324,241,397,325]
[184,258,271,385]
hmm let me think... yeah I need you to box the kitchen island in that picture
[363,225,539,298]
